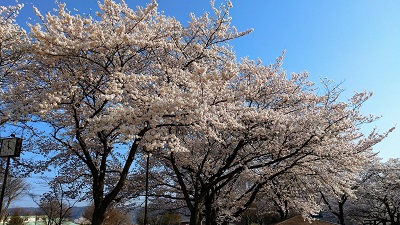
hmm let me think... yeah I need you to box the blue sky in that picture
[4,0,400,206]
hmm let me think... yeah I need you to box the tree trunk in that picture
[91,205,107,225]
[205,192,218,225]
[276,201,288,222]
[190,208,202,225]
[205,198,212,225]
[91,184,108,225]
[338,200,345,225]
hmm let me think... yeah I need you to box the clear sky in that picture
[3,0,400,206]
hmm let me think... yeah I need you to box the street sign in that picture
[0,138,22,157]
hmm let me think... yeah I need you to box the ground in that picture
[275,215,338,225]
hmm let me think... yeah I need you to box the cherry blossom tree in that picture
[153,58,392,225]
[0,1,392,225]
[257,175,306,222]
[354,158,400,224]
[316,158,379,225]
[2,0,251,224]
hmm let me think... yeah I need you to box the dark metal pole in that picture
[144,152,150,225]
[0,157,11,219]
[397,213,400,225]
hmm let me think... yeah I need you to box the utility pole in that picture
[144,148,150,225]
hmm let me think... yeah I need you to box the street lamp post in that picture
[143,147,151,225]
[0,137,22,219]
[0,157,10,217]
[144,152,150,225]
